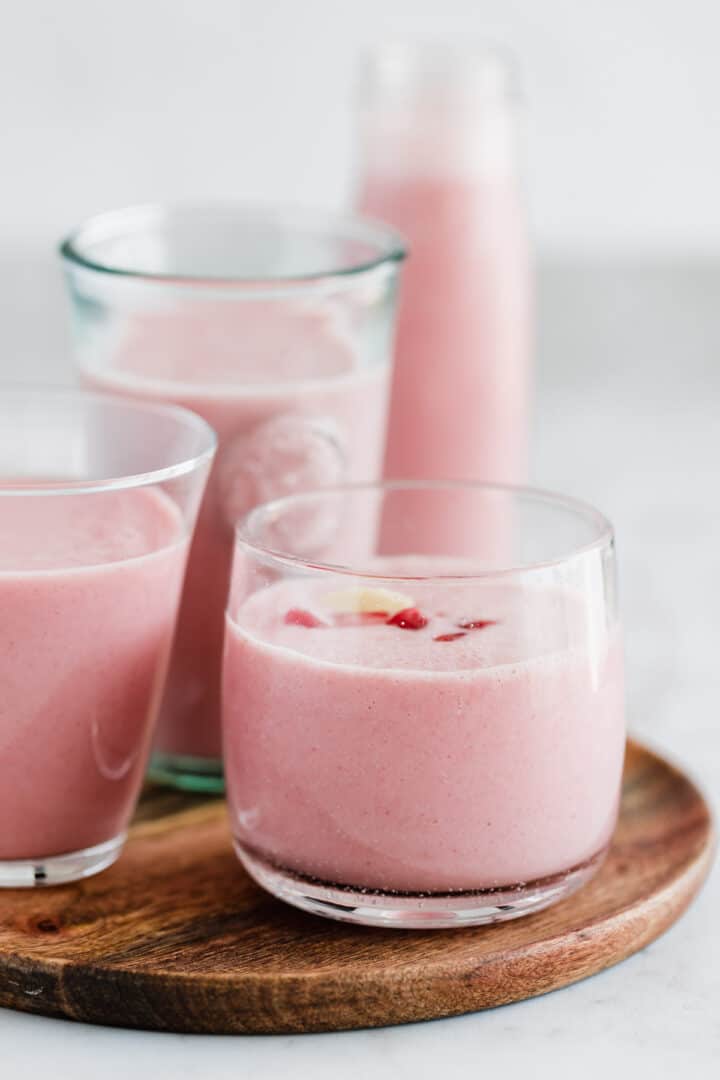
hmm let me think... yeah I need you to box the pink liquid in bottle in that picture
[357,45,532,553]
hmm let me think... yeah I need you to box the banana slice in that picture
[321,586,414,616]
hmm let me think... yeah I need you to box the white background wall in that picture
[1,0,719,258]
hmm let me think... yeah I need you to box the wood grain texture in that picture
[0,740,714,1034]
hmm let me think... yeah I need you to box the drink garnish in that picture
[284,608,328,628]
[387,607,428,630]
[322,586,414,616]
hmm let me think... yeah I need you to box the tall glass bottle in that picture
[357,43,531,548]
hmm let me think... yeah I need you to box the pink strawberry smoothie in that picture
[361,176,530,485]
[84,301,390,760]
[0,487,187,860]
[358,91,531,553]
[223,573,625,893]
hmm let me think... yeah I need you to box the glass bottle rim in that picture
[359,39,521,107]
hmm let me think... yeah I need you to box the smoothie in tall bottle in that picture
[357,44,531,550]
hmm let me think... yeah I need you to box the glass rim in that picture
[58,202,407,287]
[235,480,615,581]
[359,38,521,103]
[0,386,217,496]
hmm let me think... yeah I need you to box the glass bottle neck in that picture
[358,43,520,181]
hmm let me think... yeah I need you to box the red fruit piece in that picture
[284,608,326,628]
[434,631,467,643]
[333,611,389,627]
[387,607,428,630]
[457,619,497,631]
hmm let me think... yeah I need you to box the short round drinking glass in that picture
[60,203,406,793]
[223,481,625,928]
[0,389,215,886]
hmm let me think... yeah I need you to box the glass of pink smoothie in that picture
[59,205,405,792]
[223,482,625,928]
[0,389,215,886]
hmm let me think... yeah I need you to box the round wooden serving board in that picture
[0,740,713,1034]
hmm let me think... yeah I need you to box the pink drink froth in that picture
[85,301,390,759]
[224,574,625,892]
[0,488,186,860]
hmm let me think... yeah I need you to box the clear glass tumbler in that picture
[60,204,405,792]
[224,482,625,928]
[0,389,215,886]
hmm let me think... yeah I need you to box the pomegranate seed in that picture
[284,608,326,628]
[333,610,389,627]
[457,619,497,631]
[434,632,467,643]
[387,607,428,630]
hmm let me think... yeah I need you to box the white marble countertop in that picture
[1,258,718,1076]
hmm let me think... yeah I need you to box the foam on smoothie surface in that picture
[0,488,182,571]
[232,575,593,673]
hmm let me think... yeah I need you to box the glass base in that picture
[0,833,126,888]
[148,751,225,793]
[235,843,609,928]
